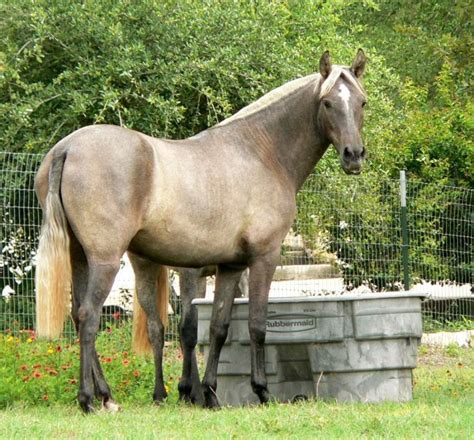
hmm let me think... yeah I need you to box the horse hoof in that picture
[153,390,167,405]
[79,401,96,414]
[203,388,220,409]
[102,400,121,413]
[258,389,272,404]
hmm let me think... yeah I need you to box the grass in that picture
[1,325,473,439]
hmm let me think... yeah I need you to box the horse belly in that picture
[129,222,244,267]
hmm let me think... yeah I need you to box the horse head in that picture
[317,49,367,174]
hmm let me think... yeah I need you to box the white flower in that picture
[2,285,15,299]
[339,220,349,230]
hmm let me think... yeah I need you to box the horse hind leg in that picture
[178,268,207,404]
[70,237,120,412]
[77,258,120,413]
[128,253,168,404]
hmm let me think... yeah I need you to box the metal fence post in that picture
[399,170,410,290]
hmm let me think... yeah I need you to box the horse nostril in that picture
[343,147,352,160]
[360,147,366,158]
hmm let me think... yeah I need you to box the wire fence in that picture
[1,152,472,342]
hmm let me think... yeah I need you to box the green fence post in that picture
[399,170,410,290]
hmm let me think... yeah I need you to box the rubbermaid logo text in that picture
[266,314,316,333]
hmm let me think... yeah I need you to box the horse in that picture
[34,49,367,412]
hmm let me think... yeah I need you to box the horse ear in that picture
[319,50,332,79]
[351,49,366,78]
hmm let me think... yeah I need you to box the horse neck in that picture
[221,80,329,191]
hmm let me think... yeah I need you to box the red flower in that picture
[22,375,30,382]
[122,351,128,358]
[133,370,140,378]
[56,345,62,352]
[20,364,28,371]
[42,394,49,401]
[102,357,113,363]
[33,371,42,379]
[68,378,77,385]
[48,369,58,376]
[33,363,41,369]
[122,359,130,366]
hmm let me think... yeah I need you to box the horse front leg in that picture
[248,252,279,404]
[201,265,245,408]
[77,261,120,413]
[178,268,206,404]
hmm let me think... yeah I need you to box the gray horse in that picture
[35,49,367,412]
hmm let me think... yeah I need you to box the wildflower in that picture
[122,359,130,366]
[42,394,49,401]
[133,370,140,378]
[61,364,71,371]
[68,378,77,385]
[48,368,58,376]
[7,335,14,343]
[27,338,33,343]
[165,384,170,393]
[47,348,54,355]
[33,371,42,379]
[56,345,62,352]
[112,311,121,320]
[102,357,113,363]
[22,375,30,382]
[122,351,128,358]
[19,364,28,371]
[33,363,41,369]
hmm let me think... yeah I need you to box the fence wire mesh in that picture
[1,152,472,342]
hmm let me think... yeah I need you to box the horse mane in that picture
[217,74,318,127]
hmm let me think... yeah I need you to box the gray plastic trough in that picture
[194,292,425,406]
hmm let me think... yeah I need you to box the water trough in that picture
[194,292,426,406]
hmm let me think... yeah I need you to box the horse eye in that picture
[324,100,332,109]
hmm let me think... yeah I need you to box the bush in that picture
[0,0,378,153]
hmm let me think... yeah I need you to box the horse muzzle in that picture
[340,146,365,175]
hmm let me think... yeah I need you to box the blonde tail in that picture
[132,266,169,355]
[35,151,71,339]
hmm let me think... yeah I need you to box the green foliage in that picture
[0,0,368,153]
[342,0,473,187]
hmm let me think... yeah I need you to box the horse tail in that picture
[35,150,72,339]
[132,266,169,355]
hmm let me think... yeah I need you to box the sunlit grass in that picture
[1,325,472,439]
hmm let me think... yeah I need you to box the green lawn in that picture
[1,330,473,439]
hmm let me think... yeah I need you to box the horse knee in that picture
[210,322,230,345]
[249,322,266,345]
